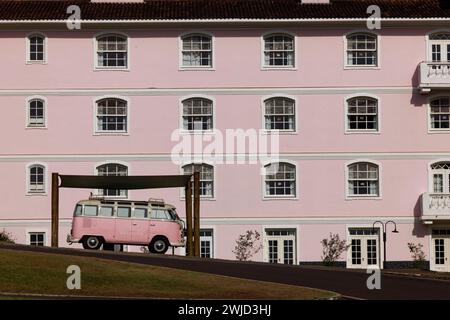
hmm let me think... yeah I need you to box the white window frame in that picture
[94,32,129,71]
[27,231,47,246]
[94,161,130,199]
[344,93,380,134]
[425,30,450,62]
[261,31,297,70]
[93,95,130,135]
[344,31,380,69]
[26,32,47,64]
[179,32,215,70]
[346,224,383,269]
[262,226,299,264]
[345,160,382,200]
[179,94,215,134]
[180,162,216,200]
[261,160,299,200]
[25,95,48,129]
[26,162,47,196]
[428,95,450,133]
[261,94,298,134]
[200,228,215,258]
[428,160,450,194]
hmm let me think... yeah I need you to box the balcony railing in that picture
[421,192,450,221]
[419,62,450,91]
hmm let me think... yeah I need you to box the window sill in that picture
[26,126,48,130]
[179,130,216,135]
[93,132,129,136]
[344,66,380,70]
[263,196,298,201]
[345,130,380,135]
[262,130,298,135]
[179,67,215,71]
[26,192,47,197]
[261,67,297,71]
[26,61,47,65]
[94,67,130,72]
[180,197,216,201]
[428,129,450,134]
[345,196,382,200]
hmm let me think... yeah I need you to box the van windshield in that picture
[74,205,82,216]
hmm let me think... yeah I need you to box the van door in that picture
[114,206,132,243]
[131,207,150,244]
[149,208,174,243]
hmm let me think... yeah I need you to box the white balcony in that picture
[419,62,450,92]
[421,193,450,223]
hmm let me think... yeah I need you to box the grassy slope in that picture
[0,249,337,299]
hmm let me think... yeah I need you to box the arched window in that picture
[96,163,128,197]
[264,162,296,197]
[264,97,295,131]
[430,162,450,194]
[27,98,46,127]
[27,34,45,62]
[182,97,213,131]
[181,34,213,67]
[430,97,450,130]
[95,98,128,133]
[346,96,378,131]
[428,33,450,62]
[96,34,128,68]
[347,162,379,197]
[346,33,378,67]
[28,164,46,193]
[263,34,295,67]
[182,163,214,197]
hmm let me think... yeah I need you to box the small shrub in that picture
[407,242,426,268]
[232,230,262,261]
[321,233,350,266]
[0,229,15,244]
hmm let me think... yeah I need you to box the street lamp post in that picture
[372,220,399,269]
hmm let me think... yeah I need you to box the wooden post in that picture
[51,172,59,247]
[185,179,193,256]
[193,171,200,257]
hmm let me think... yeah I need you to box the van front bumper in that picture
[66,234,80,244]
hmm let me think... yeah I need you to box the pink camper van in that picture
[67,198,185,254]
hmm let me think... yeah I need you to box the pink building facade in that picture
[1,0,450,271]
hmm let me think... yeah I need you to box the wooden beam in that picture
[185,179,193,256]
[51,172,59,248]
[193,171,200,257]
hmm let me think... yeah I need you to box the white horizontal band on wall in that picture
[1,152,450,162]
[0,216,417,226]
[0,87,415,96]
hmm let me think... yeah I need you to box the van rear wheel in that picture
[149,237,169,254]
[82,236,102,250]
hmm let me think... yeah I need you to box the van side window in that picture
[84,205,98,216]
[117,207,131,218]
[151,209,171,220]
[74,205,82,216]
[134,208,148,218]
[99,206,114,217]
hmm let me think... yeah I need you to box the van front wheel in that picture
[82,236,102,250]
[149,237,169,254]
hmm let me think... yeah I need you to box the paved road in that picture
[1,244,449,300]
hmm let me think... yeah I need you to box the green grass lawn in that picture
[0,249,338,299]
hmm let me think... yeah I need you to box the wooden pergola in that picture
[50,172,201,257]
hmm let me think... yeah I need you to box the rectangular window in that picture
[134,208,148,219]
[96,35,127,68]
[96,99,127,133]
[28,35,45,62]
[84,205,98,216]
[182,35,212,67]
[430,98,450,130]
[117,207,131,218]
[347,98,378,131]
[99,206,114,217]
[29,232,45,246]
[346,34,377,67]
[263,35,295,67]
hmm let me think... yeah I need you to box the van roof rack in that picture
[148,198,165,205]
